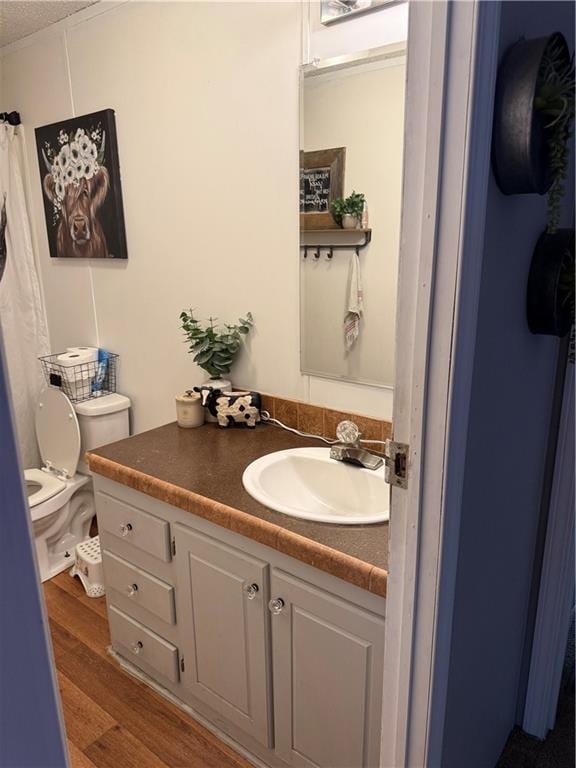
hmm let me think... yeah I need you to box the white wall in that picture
[1,1,406,430]
[440,3,575,767]
[301,57,405,387]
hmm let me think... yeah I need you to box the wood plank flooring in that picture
[44,572,255,768]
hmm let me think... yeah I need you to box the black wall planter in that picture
[492,33,570,195]
[527,229,574,336]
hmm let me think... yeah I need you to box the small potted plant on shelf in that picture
[330,191,366,229]
[179,310,254,392]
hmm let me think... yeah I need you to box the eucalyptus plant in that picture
[330,191,366,226]
[534,38,575,233]
[180,310,253,378]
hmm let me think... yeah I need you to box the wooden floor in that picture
[44,572,255,768]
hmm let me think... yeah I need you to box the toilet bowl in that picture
[25,386,130,582]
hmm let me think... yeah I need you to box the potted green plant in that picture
[492,32,574,199]
[180,310,254,391]
[330,191,366,229]
[524,42,574,346]
[527,229,574,342]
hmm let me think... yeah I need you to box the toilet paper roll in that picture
[66,346,98,363]
[57,351,96,368]
[56,352,98,392]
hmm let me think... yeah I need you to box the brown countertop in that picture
[88,422,388,597]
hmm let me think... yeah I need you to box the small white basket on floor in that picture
[70,535,105,598]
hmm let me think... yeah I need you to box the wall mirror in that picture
[299,44,406,388]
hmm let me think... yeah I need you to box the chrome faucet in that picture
[329,421,384,471]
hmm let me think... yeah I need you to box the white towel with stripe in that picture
[344,250,363,351]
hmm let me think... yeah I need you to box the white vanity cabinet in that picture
[269,570,385,768]
[94,477,386,768]
[173,524,272,747]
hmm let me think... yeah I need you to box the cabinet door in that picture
[174,524,271,746]
[270,569,385,768]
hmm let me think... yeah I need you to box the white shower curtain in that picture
[0,124,50,468]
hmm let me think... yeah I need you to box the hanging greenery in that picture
[534,38,575,233]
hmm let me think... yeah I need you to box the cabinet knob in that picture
[245,583,259,600]
[130,640,143,655]
[126,583,139,597]
[268,597,285,615]
[120,522,133,537]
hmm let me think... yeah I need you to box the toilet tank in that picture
[74,393,131,474]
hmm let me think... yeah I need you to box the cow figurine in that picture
[194,387,261,428]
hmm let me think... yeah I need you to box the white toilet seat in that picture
[25,468,66,512]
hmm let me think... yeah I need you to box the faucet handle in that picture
[336,420,361,444]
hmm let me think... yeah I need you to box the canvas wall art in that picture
[35,109,127,259]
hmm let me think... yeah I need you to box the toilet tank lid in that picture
[74,393,131,416]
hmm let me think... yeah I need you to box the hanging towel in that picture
[344,250,363,351]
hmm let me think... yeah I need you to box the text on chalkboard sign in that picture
[300,166,332,213]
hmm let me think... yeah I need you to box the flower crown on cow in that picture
[41,125,106,218]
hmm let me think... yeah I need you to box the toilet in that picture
[25,387,131,582]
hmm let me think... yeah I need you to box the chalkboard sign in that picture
[300,147,346,230]
[300,166,331,213]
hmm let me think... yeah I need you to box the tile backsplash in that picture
[258,393,392,448]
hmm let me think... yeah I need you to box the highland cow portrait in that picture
[35,109,127,259]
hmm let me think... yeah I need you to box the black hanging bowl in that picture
[492,33,570,195]
[527,229,574,336]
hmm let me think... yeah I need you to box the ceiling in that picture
[0,0,99,48]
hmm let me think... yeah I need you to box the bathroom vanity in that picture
[88,422,388,768]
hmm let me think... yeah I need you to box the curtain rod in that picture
[0,111,21,126]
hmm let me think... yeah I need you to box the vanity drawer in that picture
[97,493,172,562]
[103,550,176,625]
[109,605,179,683]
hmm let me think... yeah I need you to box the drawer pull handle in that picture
[126,583,139,597]
[245,583,259,600]
[268,597,285,615]
[120,523,133,537]
[130,640,143,655]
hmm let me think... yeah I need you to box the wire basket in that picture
[39,352,119,403]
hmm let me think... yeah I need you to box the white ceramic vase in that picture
[342,214,359,230]
[202,377,232,422]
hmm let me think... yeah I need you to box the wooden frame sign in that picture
[300,147,345,230]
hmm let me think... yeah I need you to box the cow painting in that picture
[35,110,127,260]
[43,164,110,259]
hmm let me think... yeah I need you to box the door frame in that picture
[0,328,69,767]
[381,2,503,765]
[522,360,575,738]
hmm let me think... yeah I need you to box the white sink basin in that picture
[242,447,389,525]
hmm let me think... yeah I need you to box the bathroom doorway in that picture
[2,1,574,767]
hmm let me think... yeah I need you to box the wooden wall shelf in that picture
[300,229,372,259]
